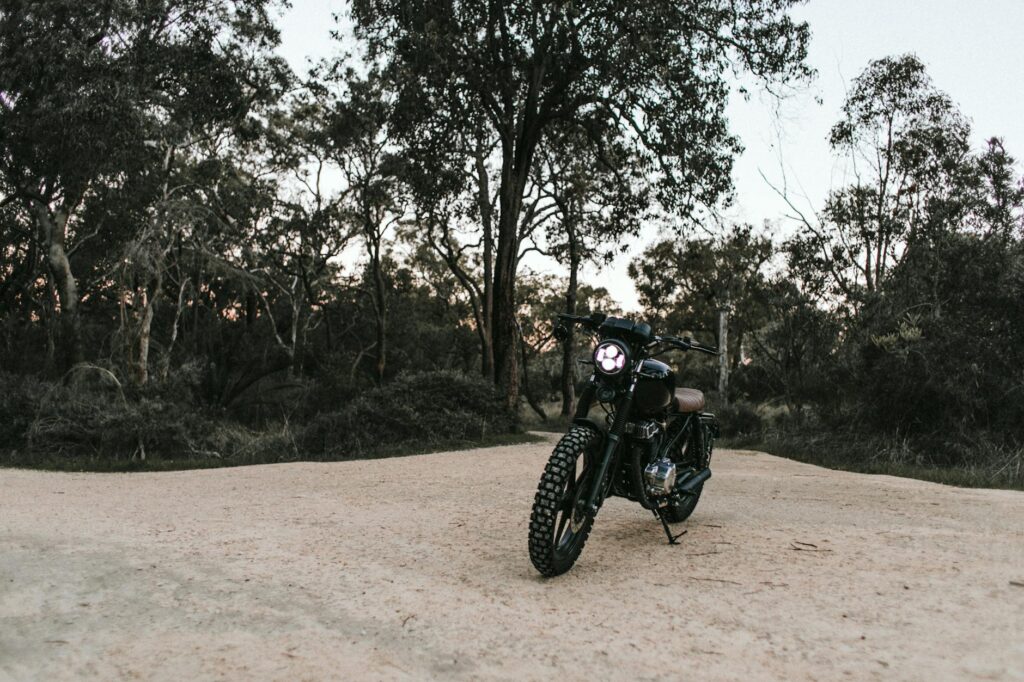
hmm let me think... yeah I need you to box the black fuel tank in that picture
[633,359,675,417]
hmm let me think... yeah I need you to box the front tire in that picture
[528,426,600,577]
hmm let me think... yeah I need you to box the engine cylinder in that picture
[643,459,677,496]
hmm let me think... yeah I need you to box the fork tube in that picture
[573,380,596,419]
[583,379,636,516]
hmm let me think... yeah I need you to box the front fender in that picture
[572,417,605,435]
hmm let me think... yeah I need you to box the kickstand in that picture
[653,509,688,545]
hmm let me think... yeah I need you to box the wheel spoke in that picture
[529,426,600,577]
[555,508,571,543]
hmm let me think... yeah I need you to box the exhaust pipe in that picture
[676,467,711,495]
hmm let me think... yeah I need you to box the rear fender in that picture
[699,412,720,438]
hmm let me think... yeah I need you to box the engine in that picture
[643,458,677,497]
[625,418,678,502]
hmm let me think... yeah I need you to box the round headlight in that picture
[594,341,629,375]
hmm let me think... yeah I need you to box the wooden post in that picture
[717,304,729,405]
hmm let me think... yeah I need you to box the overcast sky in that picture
[276,0,1024,311]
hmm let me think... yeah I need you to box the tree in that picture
[327,73,405,385]
[778,54,973,304]
[630,224,773,402]
[0,0,288,372]
[516,272,619,419]
[745,274,839,420]
[352,0,811,406]
[534,123,647,416]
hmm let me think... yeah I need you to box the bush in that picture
[0,367,297,468]
[756,426,1024,490]
[0,371,42,450]
[712,400,764,438]
[301,369,519,459]
[1,368,520,469]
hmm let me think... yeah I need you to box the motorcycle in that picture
[528,312,720,577]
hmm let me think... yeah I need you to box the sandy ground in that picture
[1,434,1023,681]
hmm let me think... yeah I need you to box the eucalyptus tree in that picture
[302,68,407,385]
[782,54,974,304]
[0,0,289,373]
[352,0,811,406]
[535,123,648,416]
[630,224,773,400]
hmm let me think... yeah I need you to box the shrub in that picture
[0,371,42,451]
[2,368,518,469]
[0,366,290,468]
[301,369,519,459]
[18,375,204,462]
[712,400,764,438]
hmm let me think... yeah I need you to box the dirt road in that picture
[2,434,1022,681]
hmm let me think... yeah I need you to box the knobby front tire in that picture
[528,426,599,577]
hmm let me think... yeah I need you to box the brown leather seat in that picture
[672,388,705,413]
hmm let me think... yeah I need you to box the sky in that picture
[275,0,1024,311]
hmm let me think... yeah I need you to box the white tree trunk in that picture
[717,306,729,405]
[31,200,82,365]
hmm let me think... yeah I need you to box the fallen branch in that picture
[689,577,742,586]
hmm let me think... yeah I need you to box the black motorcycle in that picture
[528,312,720,577]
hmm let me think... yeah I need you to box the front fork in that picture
[580,379,636,517]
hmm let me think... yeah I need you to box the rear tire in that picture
[662,483,703,522]
[528,426,599,577]
[663,419,714,523]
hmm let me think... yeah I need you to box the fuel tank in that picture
[633,359,675,418]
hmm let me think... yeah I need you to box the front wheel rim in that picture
[553,455,591,556]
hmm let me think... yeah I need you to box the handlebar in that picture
[556,312,606,328]
[657,335,719,356]
[553,312,606,340]
[553,313,718,356]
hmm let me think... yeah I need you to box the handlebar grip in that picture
[662,336,719,355]
[555,312,605,329]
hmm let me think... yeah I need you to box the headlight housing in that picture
[594,340,630,376]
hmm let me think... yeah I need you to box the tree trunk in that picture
[43,276,58,375]
[717,305,730,405]
[491,143,538,410]
[288,292,301,380]
[492,262,519,409]
[475,136,496,381]
[160,278,189,381]
[492,178,522,409]
[31,200,82,368]
[485,63,546,409]
[367,232,387,386]
[520,337,547,421]
[560,223,580,418]
[134,290,155,386]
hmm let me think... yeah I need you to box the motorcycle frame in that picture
[570,377,709,516]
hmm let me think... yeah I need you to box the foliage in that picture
[0,0,1021,491]
[744,426,1024,490]
[300,370,520,459]
[0,367,520,469]
[353,0,811,405]
[0,368,286,467]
